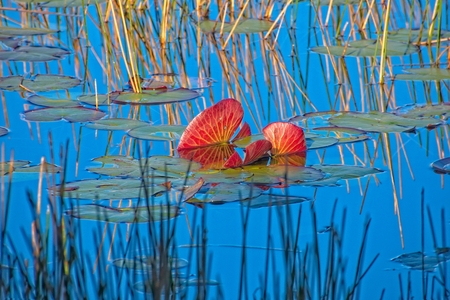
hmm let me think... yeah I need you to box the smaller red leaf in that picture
[223,151,243,168]
[263,122,306,156]
[232,122,251,142]
[242,140,272,166]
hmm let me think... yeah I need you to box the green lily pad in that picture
[0,160,30,175]
[233,134,265,148]
[311,39,419,57]
[193,168,254,184]
[85,118,148,131]
[307,136,339,150]
[311,164,383,179]
[395,68,450,81]
[199,19,273,34]
[13,162,61,173]
[147,156,202,175]
[188,183,262,203]
[337,135,370,144]
[310,126,369,145]
[0,26,58,38]
[0,126,9,137]
[283,0,361,5]
[243,165,325,184]
[26,95,79,107]
[50,178,168,200]
[14,0,107,7]
[388,29,450,43]
[22,107,106,122]
[242,194,310,208]
[394,103,450,119]
[312,126,367,135]
[65,204,179,223]
[77,94,111,106]
[0,74,81,92]
[112,88,201,105]
[128,125,186,141]
[0,45,70,62]
[431,157,450,174]
[328,111,442,133]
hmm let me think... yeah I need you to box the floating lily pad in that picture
[312,126,367,135]
[311,164,383,179]
[85,118,148,131]
[243,165,325,184]
[283,0,360,5]
[395,68,450,81]
[14,0,107,7]
[13,162,61,173]
[307,136,339,150]
[388,29,450,43]
[232,134,266,148]
[199,19,273,34]
[431,157,450,174]
[311,39,419,57]
[112,88,200,105]
[128,125,186,141]
[26,95,79,107]
[0,126,9,137]
[148,156,202,175]
[328,111,442,133]
[77,94,111,106]
[0,160,30,175]
[0,45,70,62]
[22,107,106,122]
[337,135,370,144]
[51,178,168,200]
[0,74,81,92]
[0,26,58,38]
[65,204,179,223]
[394,103,450,119]
[242,194,310,208]
[194,169,254,184]
[391,251,450,271]
[188,183,262,203]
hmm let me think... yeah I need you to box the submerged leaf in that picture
[431,157,450,174]
[22,107,106,122]
[391,251,450,271]
[311,164,383,179]
[0,74,81,92]
[188,183,262,203]
[65,204,179,223]
[394,103,450,119]
[0,126,9,137]
[311,39,419,57]
[388,28,450,43]
[242,194,310,208]
[178,99,244,150]
[199,19,273,34]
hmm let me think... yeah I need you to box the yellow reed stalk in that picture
[222,0,250,49]
[264,0,292,39]
[378,0,392,90]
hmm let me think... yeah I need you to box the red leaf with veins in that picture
[178,99,243,150]
[232,122,251,142]
[223,151,243,168]
[178,144,236,169]
[243,140,272,166]
[263,122,306,156]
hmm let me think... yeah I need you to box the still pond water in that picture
[0,0,450,299]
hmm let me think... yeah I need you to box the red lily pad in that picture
[263,122,306,156]
[232,122,251,142]
[223,151,243,168]
[178,98,244,150]
[22,107,106,122]
[178,144,236,169]
[242,139,272,165]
